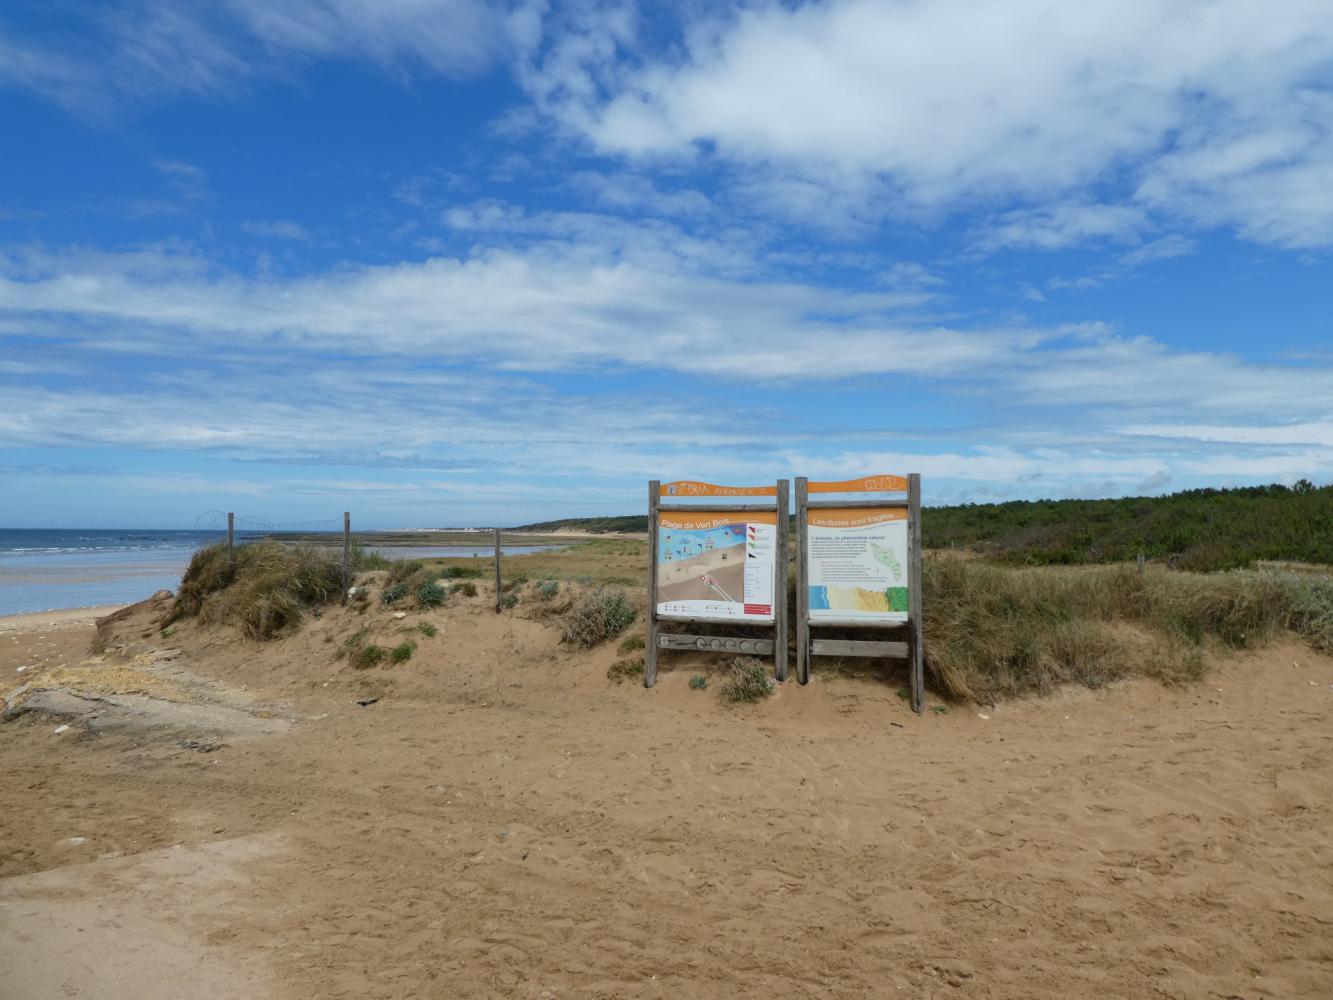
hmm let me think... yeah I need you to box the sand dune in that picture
[2,595,1331,998]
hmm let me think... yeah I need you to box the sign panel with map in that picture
[806,507,909,623]
[656,510,778,622]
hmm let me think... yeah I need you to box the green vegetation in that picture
[390,640,416,664]
[381,581,409,606]
[513,515,645,533]
[349,543,392,571]
[167,540,344,640]
[417,622,438,638]
[719,657,774,703]
[536,580,560,600]
[559,588,637,647]
[442,565,483,579]
[924,481,1332,571]
[416,580,447,608]
[450,582,478,597]
[688,674,709,690]
[606,656,645,682]
[922,556,1333,702]
[617,633,646,653]
[340,629,387,670]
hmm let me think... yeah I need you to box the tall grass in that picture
[167,540,344,640]
[923,556,1333,701]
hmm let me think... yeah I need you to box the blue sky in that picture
[1,1,1331,528]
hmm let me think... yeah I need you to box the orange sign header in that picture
[659,510,778,530]
[660,480,777,498]
[808,507,907,529]
[808,474,907,494]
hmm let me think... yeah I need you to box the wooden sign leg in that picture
[795,478,810,684]
[645,480,660,688]
[909,473,924,714]
[774,478,789,682]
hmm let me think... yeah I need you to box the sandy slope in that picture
[1,593,1331,999]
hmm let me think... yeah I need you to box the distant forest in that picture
[515,481,1333,571]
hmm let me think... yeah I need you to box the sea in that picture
[0,529,559,616]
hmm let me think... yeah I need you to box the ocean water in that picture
[0,529,562,616]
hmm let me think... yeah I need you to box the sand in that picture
[1,594,1331,998]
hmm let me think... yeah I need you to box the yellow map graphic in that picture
[823,586,893,612]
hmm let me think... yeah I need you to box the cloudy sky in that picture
[2,0,1331,527]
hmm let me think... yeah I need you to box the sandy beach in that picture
[2,589,1331,998]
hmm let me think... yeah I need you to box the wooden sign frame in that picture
[645,479,789,687]
[795,474,924,713]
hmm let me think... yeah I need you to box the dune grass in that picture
[922,557,1333,701]
[167,540,346,640]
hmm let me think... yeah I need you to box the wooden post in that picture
[795,478,810,684]
[645,480,660,687]
[494,527,503,613]
[342,511,351,603]
[227,512,235,563]
[774,478,790,682]
[908,474,924,714]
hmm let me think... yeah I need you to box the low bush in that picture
[416,580,447,608]
[339,630,387,670]
[381,582,409,606]
[617,633,646,653]
[417,622,438,638]
[536,580,560,601]
[559,588,636,647]
[719,657,774,703]
[689,674,708,690]
[450,582,478,597]
[391,640,416,664]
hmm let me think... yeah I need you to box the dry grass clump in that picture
[606,656,645,683]
[559,588,636,647]
[167,541,343,640]
[923,556,1331,702]
[719,657,774,703]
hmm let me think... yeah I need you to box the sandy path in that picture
[1,601,1331,998]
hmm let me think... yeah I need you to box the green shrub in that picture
[339,630,387,670]
[719,657,774,703]
[689,674,708,690]
[416,580,447,608]
[502,573,528,593]
[617,633,646,653]
[450,582,478,597]
[391,640,416,664]
[417,622,438,638]
[502,592,519,609]
[381,582,409,606]
[559,588,636,647]
[536,580,560,600]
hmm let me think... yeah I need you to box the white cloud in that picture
[974,203,1147,252]
[529,0,1333,245]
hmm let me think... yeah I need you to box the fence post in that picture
[227,512,234,562]
[342,512,351,603]
[1137,552,1146,575]
[494,527,503,613]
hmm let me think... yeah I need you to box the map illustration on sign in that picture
[807,507,909,622]
[656,511,777,621]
